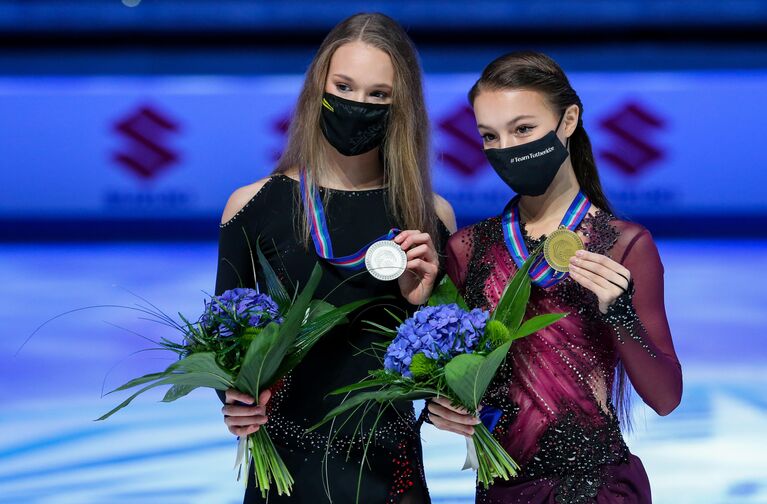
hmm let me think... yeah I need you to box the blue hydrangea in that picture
[201,288,283,337]
[383,304,490,377]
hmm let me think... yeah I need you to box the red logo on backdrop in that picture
[113,105,181,180]
[598,102,665,176]
[437,105,488,176]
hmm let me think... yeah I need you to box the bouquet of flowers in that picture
[96,244,377,497]
[311,247,566,488]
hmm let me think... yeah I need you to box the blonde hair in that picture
[274,12,438,244]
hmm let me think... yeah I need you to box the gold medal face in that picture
[543,228,584,272]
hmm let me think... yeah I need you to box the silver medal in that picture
[364,240,407,281]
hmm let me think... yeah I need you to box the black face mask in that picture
[320,92,390,156]
[484,113,570,196]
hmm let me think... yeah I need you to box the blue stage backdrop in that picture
[1,71,764,239]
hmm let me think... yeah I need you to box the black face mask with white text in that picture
[320,92,390,156]
[484,113,569,196]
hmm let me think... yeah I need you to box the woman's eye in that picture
[481,133,496,143]
[336,83,351,92]
[370,90,389,100]
[516,125,534,135]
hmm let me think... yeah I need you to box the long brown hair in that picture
[275,13,438,244]
[469,51,633,428]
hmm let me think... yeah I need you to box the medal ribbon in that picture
[300,170,399,271]
[502,191,591,288]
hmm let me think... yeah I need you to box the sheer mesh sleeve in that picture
[445,227,473,294]
[433,219,452,287]
[604,226,682,416]
[415,219,453,429]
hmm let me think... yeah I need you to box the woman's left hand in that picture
[394,230,440,305]
[569,249,632,314]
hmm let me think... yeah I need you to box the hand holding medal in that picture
[503,190,592,289]
[364,240,408,281]
[502,189,632,312]
[568,250,632,314]
[391,229,441,305]
[301,170,440,304]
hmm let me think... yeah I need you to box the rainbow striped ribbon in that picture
[299,170,400,271]
[502,191,591,288]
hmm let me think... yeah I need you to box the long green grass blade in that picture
[255,239,291,310]
[492,243,543,330]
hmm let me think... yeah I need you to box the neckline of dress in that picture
[277,174,387,195]
[519,209,605,244]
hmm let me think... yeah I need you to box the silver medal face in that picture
[364,240,407,281]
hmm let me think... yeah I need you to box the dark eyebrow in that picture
[506,114,536,126]
[332,73,356,83]
[332,73,392,91]
[477,115,536,130]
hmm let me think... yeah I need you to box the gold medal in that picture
[543,227,584,273]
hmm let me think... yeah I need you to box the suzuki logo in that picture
[113,105,180,180]
[437,104,488,176]
[598,102,665,176]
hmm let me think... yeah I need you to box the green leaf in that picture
[97,380,170,421]
[276,296,380,377]
[235,263,323,393]
[428,276,469,311]
[443,354,484,407]
[309,389,397,431]
[362,320,397,336]
[255,238,291,310]
[327,378,393,396]
[392,389,439,403]
[514,313,568,340]
[105,371,169,394]
[492,243,543,331]
[105,352,232,396]
[162,384,196,402]
[306,299,335,321]
[309,387,437,431]
[157,371,233,389]
[98,353,233,421]
[444,341,512,409]
[305,297,381,337]
[168,352,234,384]
[98,367,233,421]
[233,322,281,396]
[383,307,405,325]
[500,281,530,333]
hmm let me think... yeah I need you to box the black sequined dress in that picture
[215,174,448,503]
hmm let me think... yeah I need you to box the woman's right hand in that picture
[222,388,271,437]
[427,397,481,436]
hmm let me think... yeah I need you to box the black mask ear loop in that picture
[555,110,570,149]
